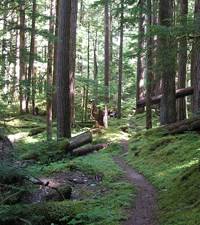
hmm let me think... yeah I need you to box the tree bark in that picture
[117,0,124,119]
[70,0,78,128]
[177,0,188,121]
[104,2,110,103]
[57,0,71,138]
[136,0,145,114]
[146,0,153,129]
[93,31,98,106]
[19,1,26,114]
[68,131,92,151]
[159,0,176,125]
[109,3,113,95]
[84,23,90,122]
[52,0,59,118]
[11,20,19,103]
[72,143,108,157]
[47,0,55,141]
[152,0,162,98]
[32,66,37,115]
[191,0,200,115]
[26,0,37,113]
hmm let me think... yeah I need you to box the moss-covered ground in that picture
[126,128,200,225]
[0,113,199,225]
[0,116,136,225]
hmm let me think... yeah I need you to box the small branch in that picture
[28,177,65,200]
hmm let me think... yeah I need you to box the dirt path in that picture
[113,139,158,225]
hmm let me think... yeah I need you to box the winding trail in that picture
[113,139,158,225]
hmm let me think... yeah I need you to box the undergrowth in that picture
[1,180,134,225]
[127,130,200,225]
[0,116,136,225]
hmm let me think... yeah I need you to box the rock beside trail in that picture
[46,185,72,201]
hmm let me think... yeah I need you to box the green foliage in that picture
[0,180,135,225]
[0,162,25,184]
[67,144,123,182]
[127,130,200,225]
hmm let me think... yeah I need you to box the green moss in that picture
[0,181,136,225]
[0,201,87,225]
[67,147,124,182]
[17,138,70,164]
[127,130,200,225]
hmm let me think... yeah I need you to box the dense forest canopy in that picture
[0,0,199,134]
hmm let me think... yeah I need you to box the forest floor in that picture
[113,139,158,225]
[1,114,199,225]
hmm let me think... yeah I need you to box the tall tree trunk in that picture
[104,2,110,103]
[152,0,162,97]
[117,0,124,119]
[52,0,59,118]
[146,0,153,129]
[26,0,36,113]
[32,66,37,114]
[47,0,55,141]
[1,4,7,96]
[82,86,86,123]
[136,0,145,114]
[32,9,38,115]
[70,0,78,128]
[84,23,90,122]
[79,0,85,123]
[191,0,200,115]
[93,31,98,106]
[19,1,26,114]
[159,0,176,125]
[57,0,71,138]
[109,3,113,96]
[177,0,188,121]
[12,21,19,102]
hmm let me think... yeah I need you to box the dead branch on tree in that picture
[137,86,193,108]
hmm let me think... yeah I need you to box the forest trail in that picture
[113,139,158,225]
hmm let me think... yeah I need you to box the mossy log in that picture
[163,116,200,134]
[72,143,108,156]
[68,131,92,151]
[28,127,46,136]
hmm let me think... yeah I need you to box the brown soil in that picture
[113,139,158,225]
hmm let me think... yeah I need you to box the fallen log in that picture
[137,86,194,108]
[28,127,46,136]
[68,131,92,151]
[72,143,108,156]
[163,115,200,134]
